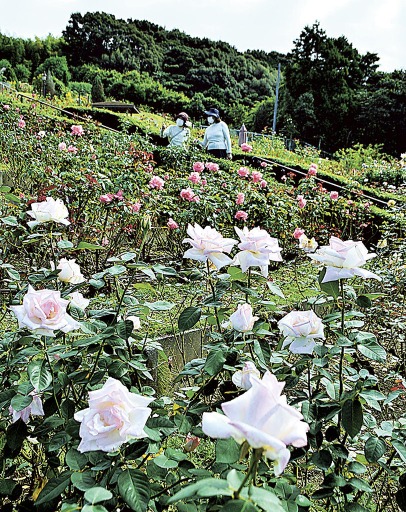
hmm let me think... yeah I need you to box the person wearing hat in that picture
[201,108,232,160]
[160,112,191,147]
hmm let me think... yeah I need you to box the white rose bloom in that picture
[68,291,90,310]
[127,316,141,330]
[229,303,258,333]
[278,310,325,354]
[232,361,261,390]
[27,197,70,228]
[298,234,318,253]
[56,258,85,284]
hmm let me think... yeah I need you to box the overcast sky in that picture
[1,0,405,72]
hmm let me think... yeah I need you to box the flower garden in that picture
[0,90,406,512]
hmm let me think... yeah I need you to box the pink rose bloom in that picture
[188,172,201,184]
[222,182,227,188]
[252,171,263,183]
[206,162,219,172]
[281,175,287,182]
[67,145,78,154]
[167,218,179,230]
[237,167,250,178]
[201,179,207,186]
[149,176,165,190]
[3,104,10,110]
[330,191,339,200]
[10,285,80,336]
[99,193,114,204]
[131,202,142,212]
[308,163,318,176]
[58,142,67,151]
[293,228,305,239]
[260,180,267,188]
[91,154,97,160]
[164,174,169,180]
[260,161,268,168]
[74,377,154,453]
[235,210,248,221]
[10,391,44,424]
[297,195,307,208]
[202,371,309,476]
[191,195,200,203]
[241,143,253,153]
[180,187,198,201]
[236,192,245,205]
[18,117,26,129]
[71,124,84,136]
[114,190,124,200]
[193,161,205,172]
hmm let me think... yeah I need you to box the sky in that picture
[1,0,405,72]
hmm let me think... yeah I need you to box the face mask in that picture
[176,118,184,127]
[207,116,215,124]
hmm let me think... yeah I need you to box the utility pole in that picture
[272,63,281,134]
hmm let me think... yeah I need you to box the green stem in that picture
[76,342,104,405]
[234,448,263,498]
[206,260,221,332]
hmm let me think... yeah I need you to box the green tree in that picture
[91,74,106,102]
[46,70,56,97]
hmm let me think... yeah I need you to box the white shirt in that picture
[202,121,232,154]
[162,125,190,147]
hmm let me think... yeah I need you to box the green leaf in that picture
[356,295,372,308]
[144,300,175,311]
[364,436,386,462]
[82,505,109,512]
[28,359,52,391]
[106,265,127,275]
[5,267,20,280]
[178,306,202,332]
[348,477,373,493]
[153,454,178,469]
[311,449,333,470]
[357,339,386,362]
[84,487,113,504]
[216,438,240,464]
[116,320,133,340]
[65,448,88,470]
[0,478,21,497]
[392,440,406,463]
[318,268,339,298]
[36,471,72,505]
[168,478,232,504]
[266,281,285,298]
[227,267,246,281]
[76,242,105,250]
[342,398,363,438]
[204,348,226,376]
[10,394,32,412]
[57,240,74,249]
[118,469,150,512]
[246,486,285,512]
[220,500,259,512]
[71,471,96,491]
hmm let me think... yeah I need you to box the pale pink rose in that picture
[278,310,325,354]
[308,236,381,283]
[58,142,67,151]
[114,190,124,200]
[149,176,165,190]
[229,304,258,332]
[281,175,287,182]
[102,237,109,246]
[71,124,84,136]
[3,104,10,110]
[91,154,97,160]
[180,187,199,202]
[205,162,219,172]
[184,434,201,452]
[330,191,339,200]
[18,117,26,129]
[298,234,318,253]
[188,172,201,184]
[308,163,318,176]
[55,258,85,284]
[202,371,309,475]
[241,143,253,153]
[259,179,267,188]
[235,210,248,221]
[127,316,141,330]
[233,226,282,277]
[163,174,169,180]
[201,179,207,186]
[131,202,142,212]
[74,377,154,453]
[99,193,114,204]
[232,361,261,390]
[67,145,78,154]
[193,161,205,172]
[191,195,200,203]
[167,218,179,230]
[222,182,227,188]
[293,228,305,239]
[237,167,250,178]
[183,223,237,270]
[251,171,263,183]
[297,195,307,208]
[260,161,268,168]
[236,192,245,205]
[10,285,80,336]
[10,391,44,424]
[27,197,70,228]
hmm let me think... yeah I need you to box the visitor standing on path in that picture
[160,112,191,147]
[201,108,232,160]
